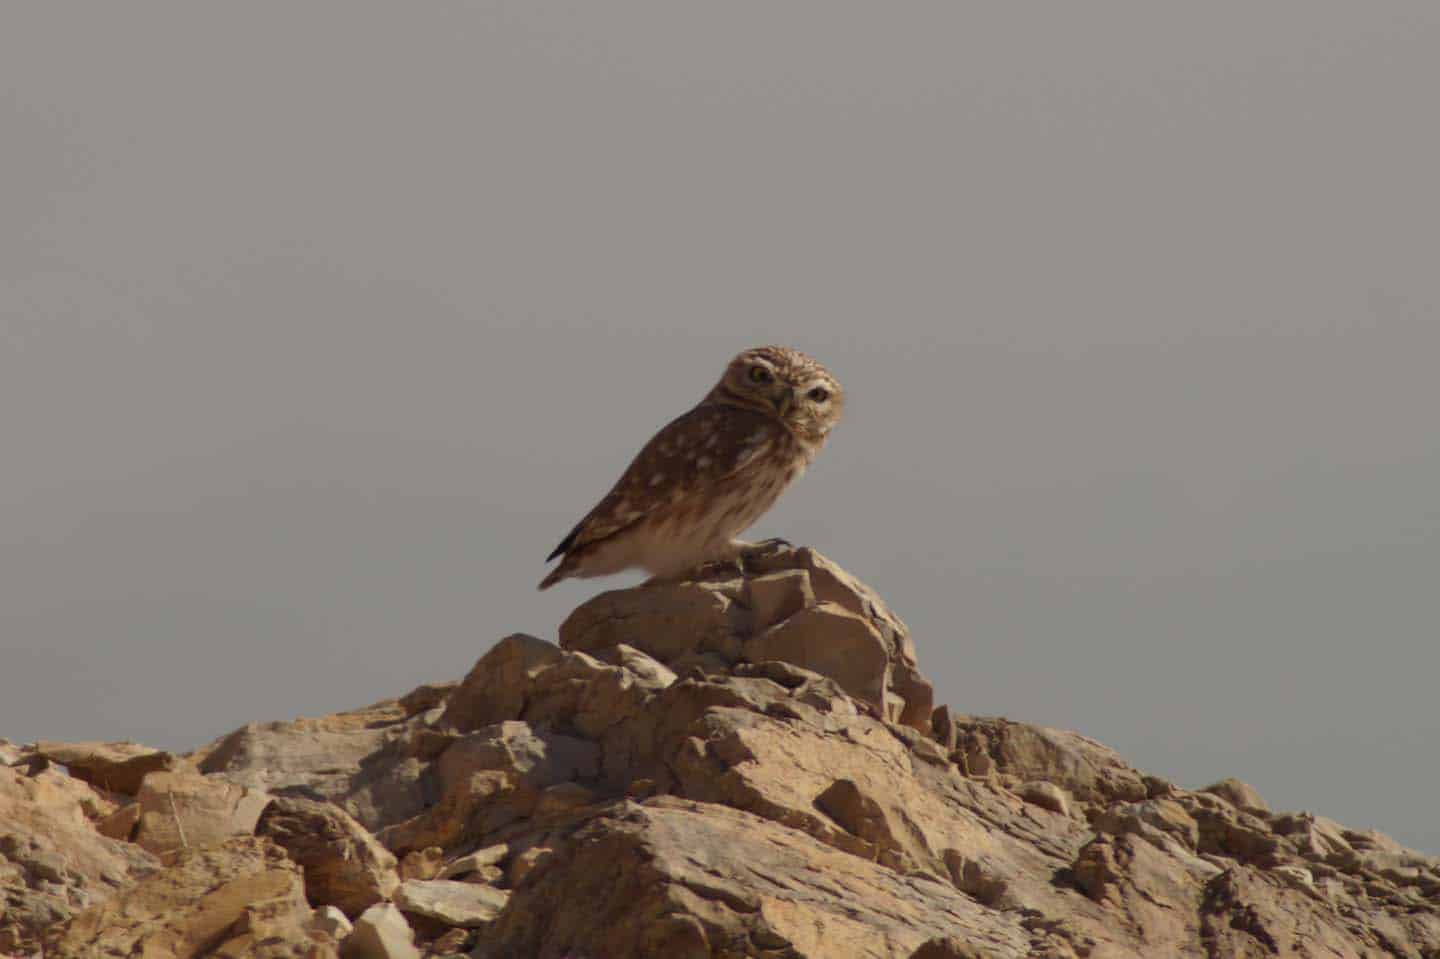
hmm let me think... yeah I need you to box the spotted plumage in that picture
[539,346,844,589]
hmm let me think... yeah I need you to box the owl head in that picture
[706,345,845,444]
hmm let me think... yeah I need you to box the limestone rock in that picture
[952,716,1149,805]
[344,902,422,959]
[134,769,271,859]
[311,905,354,940]
[44,837,317,958]
[256,795,401,917]
[557,544,935,732]
[0,766,159,954]
[438,844,508,881]
[379,721,600,855]
[475,798,1033,959]
[191,692,437,834]
[12,549,1440,958]
[1017,781,1070,817]
[32,739,179,795]
[1201,776,1270,814]
[394,878,509,928]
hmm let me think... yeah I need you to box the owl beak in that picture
[773,390,793,416]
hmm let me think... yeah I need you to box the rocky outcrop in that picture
[6,546,1440,958]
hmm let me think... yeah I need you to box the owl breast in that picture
[620,429,807,578]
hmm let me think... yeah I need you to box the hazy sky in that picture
[4,4,1438,851]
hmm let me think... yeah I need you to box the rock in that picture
[380,721,599,855]
[192,696,435,835]
[256,795,401,917]
[97,800,142,840]
[909,937,1005,959]
[426,927,471,957]
[311,905,354,939]
[344,902,422,959]
[134,769,270,859]
[744,603,891,718]
[32,739,179,795]
[507,846,555,887]
[438,844,508,881]
[12,548,1440,958]
[745,569,815,626]
[44,837,315,958]
[0,766,159,955]
[474,799,1032,959]
[1017,780,1070,816]
[440,633,567,733]
[399,846,446,881]
[558,545,934,733]
[952,717,1149,805]
[394,879,510,928]
[1201,776,1270,813]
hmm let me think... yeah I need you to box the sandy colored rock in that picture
[96,799,142,841]
[0,766,159,954]
[344,902,421,959]
[256,795,400,917]
[13,549,1440,958]
[558,545,934,733]
[438,844,508,881]
[32,739,179,795]
[380,721,600,855]
[311,905,354,940]
[1201,776,1270,813]
[44,837,315,959]
[744,603,891,717]
[1017,780,1070,816]
[134,769,270,859]
[953,716,1149,804]
[475,799,1033,959]
[394,878,509,928]
[191,695,435,834]
[399,846,445,880]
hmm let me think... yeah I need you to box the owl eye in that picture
[808,387,829,403]
[748,365,774,384]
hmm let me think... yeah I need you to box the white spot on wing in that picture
[649,474,665,487]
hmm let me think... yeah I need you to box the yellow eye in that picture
[749,365,773,384]
[808,387,829,403]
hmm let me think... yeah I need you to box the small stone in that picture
[344,902,422,959]
[507,846,555,887]
[400,847,446,881]
[31,740,178,796]
[1017,780,1069,816]
[745,570,815,629]
[311,905,354,939]
[1202,777,1270,813]
[395,879,510,928]
[438,845,508,881]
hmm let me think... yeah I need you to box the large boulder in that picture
[559,544,934,732]
[44,837,324,959]
[0,766,159,954]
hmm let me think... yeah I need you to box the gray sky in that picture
[4,4,1438,851]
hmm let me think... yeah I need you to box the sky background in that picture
[3,4,1438,851]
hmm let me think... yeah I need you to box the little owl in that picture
[539,345,844,589]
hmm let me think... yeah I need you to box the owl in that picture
[539,345,844,590]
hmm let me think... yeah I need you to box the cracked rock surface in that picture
[6,546,1440,958]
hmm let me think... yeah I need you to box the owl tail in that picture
[537,561,572,590]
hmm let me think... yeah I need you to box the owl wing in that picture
[546,404,779,561]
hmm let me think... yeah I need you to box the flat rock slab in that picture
[475,798,1032,959]
[44,837,313,959]
[395,878,510,928]
[32,740,178,795]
